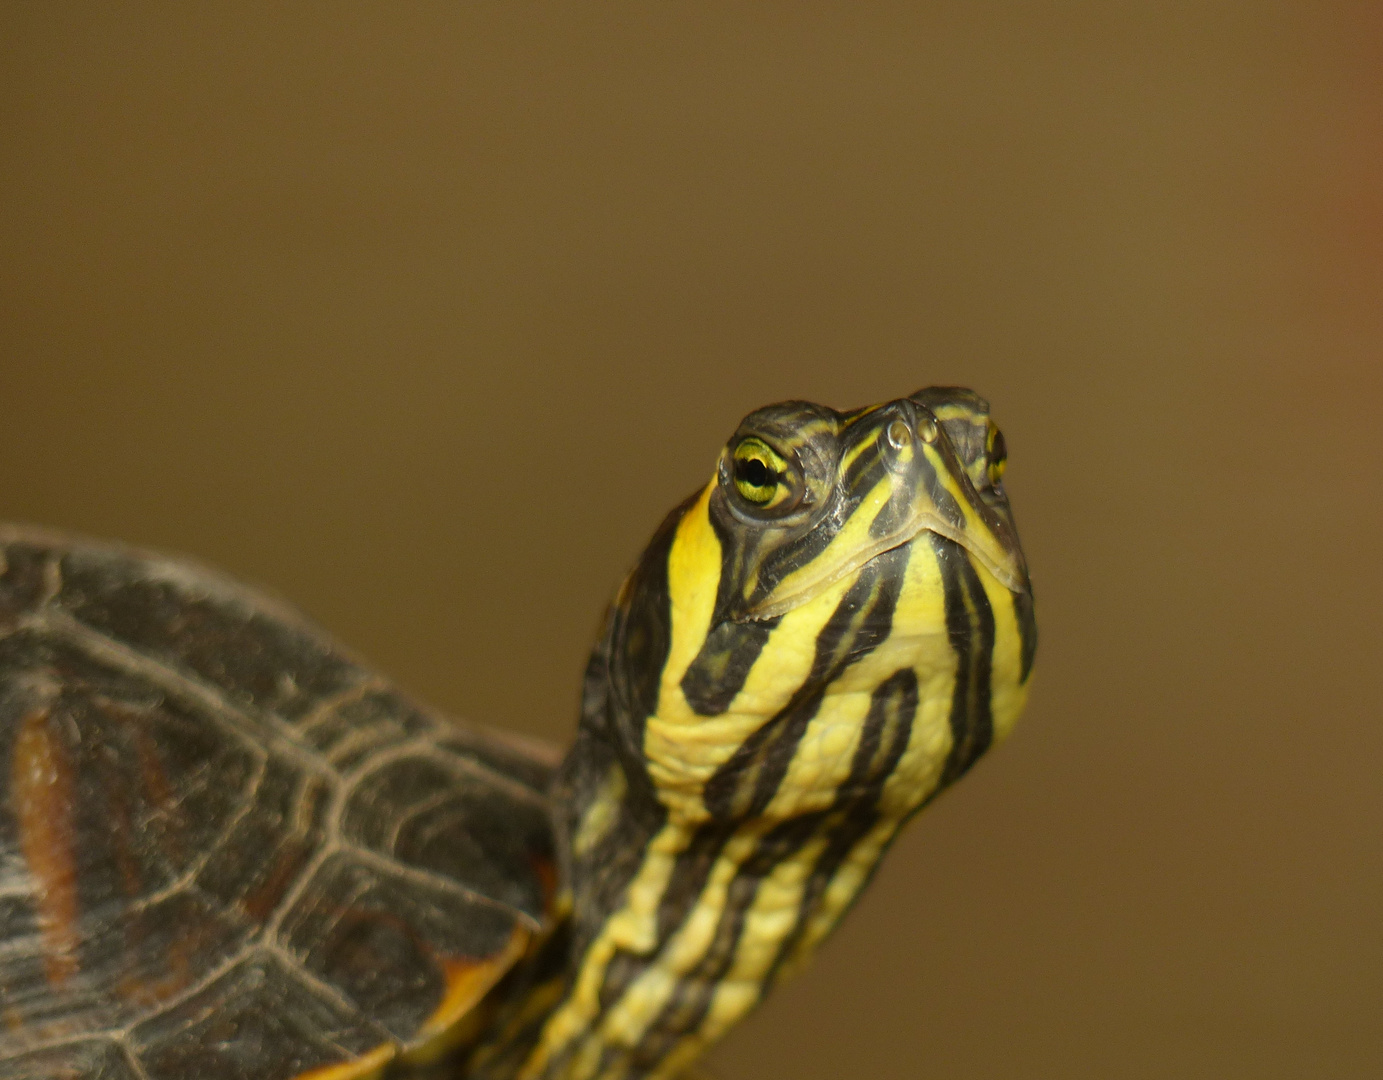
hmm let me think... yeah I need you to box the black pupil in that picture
[738,457,770,488]
[991,429,1007,466]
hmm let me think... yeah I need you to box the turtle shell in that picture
[0,527,560,1079]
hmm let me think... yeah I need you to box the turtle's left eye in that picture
[986,423,1008,487]
[731,437,792,509]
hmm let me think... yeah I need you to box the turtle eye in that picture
[731,437,791,509]
[986,423,1008,487]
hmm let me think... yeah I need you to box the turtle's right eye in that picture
[986,423,1008,488]
[730,437,790,509]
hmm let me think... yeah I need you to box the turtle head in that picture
[532,387,1036,1080]
[707,386,1029,623]
[578,386,1036,823]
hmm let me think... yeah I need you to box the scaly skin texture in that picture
[481,387,1035,1080]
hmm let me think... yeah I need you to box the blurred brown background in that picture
[2,5,1380,1078]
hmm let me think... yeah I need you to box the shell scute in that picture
[55,548,366,724]
[127,951,393,1080]
[344,756,555,922]
[278,851,519,1045]
[193,757,331,921]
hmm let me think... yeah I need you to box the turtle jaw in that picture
[744,508,1025,622]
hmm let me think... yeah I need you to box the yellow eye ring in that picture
[731,437,790,508]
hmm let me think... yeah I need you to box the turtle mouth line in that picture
[744,514,939,621]
[747,512,1025,621]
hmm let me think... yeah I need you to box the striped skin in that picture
[482,388,1035,1080]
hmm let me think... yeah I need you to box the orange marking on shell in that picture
[107,778,142,900]
[239,838,313,922]
[413,924,531,1045]
[292,1042,396,1080]
[11,706,81,987]
[132,716,181,862]
[531,853,559,915]
[99,697,185,874]
[116,923,194,1006]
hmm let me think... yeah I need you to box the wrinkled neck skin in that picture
[487,482,1034,1080]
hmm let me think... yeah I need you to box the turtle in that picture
[0,386,1035,1080]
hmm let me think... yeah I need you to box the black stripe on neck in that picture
[932,533,996,786]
